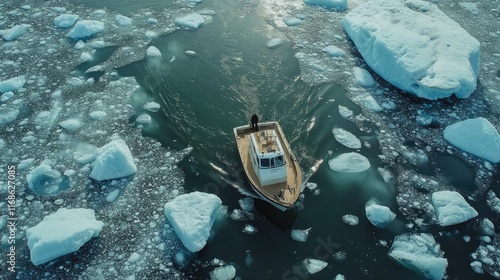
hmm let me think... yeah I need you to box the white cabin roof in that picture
[250,129,284,157]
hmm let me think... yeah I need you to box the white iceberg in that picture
[365,204,396,227]
[332,127,361,149]
[3,24,31,41]
[341,214,359,226]
[432,190,478,226]
[443,117,500,163]
[54,14,79,28]
[303,258,328,274]
[116,15,133,26]
[164,192,222,252]
[175,13,205,29]
[210,265,236,280]
[67,20,105,39]
[389,233,448,280]
[146,46,162,57]
[328,152,370,172]
[59,118,82,131]
[291,228,311,242]
[342,0,480,100]
[90,139,137,181]
[26,208,104,265]
[143,101,161,112]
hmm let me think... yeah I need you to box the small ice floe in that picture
[143,102,161,112]
[238,197,254,212]
[164,192,222,252]
[146,46,162,57]
[332,127,361,149]
[388,233,447,280]
[54,14,79,28]
[59,118,82,132]
[284,18,302,26]
[328,152,370,172]
[3,24,31,41]
[341,214,359,226]
[480,218,495,236]
[361,95,383,112]
[322,45,345,58]
[135,113,152,124]
[303,258,328,274]
[0,107,20,126]
[431,190,478,226]
[267,38,282,48]
[242,224,258,234]
[175,13,206,29]
[26,164,67,196]
[291,227,311,242]
[353,67,375,87]
[365,202,396,228]
[0,75,26,93]
[209,265,236,280]
[338,105,353,118]
[89,110,108,120]
[185,50,197,56]
[90,139,137,181]
[26,208,104,265]
[116,15,133,26]
[443,117,500,163]
[67,20,105,39]
[106,189,120,202]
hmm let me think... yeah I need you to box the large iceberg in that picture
[431,190,478,226]
[26,208,104,265]
[164,192,222,252]
[389,233,448,280]
[342,0,480,100]
[443,117,500,163]
[90,139,137,181]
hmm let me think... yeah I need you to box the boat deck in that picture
[234,122,301,208]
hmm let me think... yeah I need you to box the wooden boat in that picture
[233,121,302,211]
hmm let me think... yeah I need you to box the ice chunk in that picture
[26,208,103,265]
[338,105,353,118]
[341,214,359,226]
[89,110,108,120]
[3,24,31,41]
[185,50,197,56]
[342,0,480,100]
[127,252,140,263]
[136,113,151,124]
[388,233,447,280]
[470,261,484,275]
[0,75,26,93]
[353,67,375,87]
[284,18,302,26]
[59,118,82,131]
[27,164,67,196]
[267,38,282,48]
[431,190,478,226]
[238,197,254,212]
[481,218,495,236]
[90,139,137,181]
[303,0,347,10]
[164,192,222,252]
[365,204,396,227]
[323,45,345,57]
[175,13,205,29]
[143,46,160,58]
[209,265,236,280]
[243,224,258,234]
[0,108,20,126]
[303,258,328,274]
[143,102,161,112]
[361,95,383,112]
[67,20,105,39]
[328,152,370,172]
[18,158,35,170]
[332,127,361,149]
[291,228,311,242]
[116,15,133,26]
[106,189,120,202]
[443,117,500,163]
[54,14,79,28]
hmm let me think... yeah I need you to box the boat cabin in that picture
[248,129,287,186]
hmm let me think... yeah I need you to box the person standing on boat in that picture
[251,114,259,130]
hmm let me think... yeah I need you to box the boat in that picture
[233,121,302,211]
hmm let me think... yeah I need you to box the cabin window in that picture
[275,155,285,166]
[260,158,270,168]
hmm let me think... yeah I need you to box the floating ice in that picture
[136,113,152,124]
[18,158,35,170]
[59,118,82,131]
[353,67,375,87]
[143,102,161,112]
[342,0,480,100]
[127,252,140,263]
[67,20,105,39]
[164,192,222,252]
[106,189,120,202]
[54,14,79,28]
[2,24,31,41]
[27,164,67,196]
[0,75,26,93]
[338,105,353,118]
[361,95,383,112]
[146,46,162,57]
[481,218,495,236]
[389,233,447,280]
[89,110,108,120]
[116,15,133,26]
[332,127,361,149]
[284,18,302,26]
[443,117,500,163]
[90,139,137,181]
[365,204,396,228]
[185,50,197,56]
[470,261,484,275]
[267,38,282,48]
[341,214,359,226]
[175,13,205,29]
[328,152,370,172]
[291,227,311,242]
[303,258,328,274]
[26,208,103,265]
[238,197,254,212]
[209,265,236,280]
[243,224,258,234]
[303,0,347,10]
[431,190,478,226]
[0,108,20,126]
[322,45,345,58]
